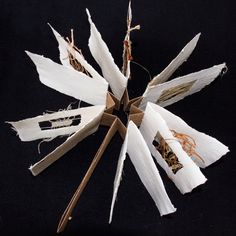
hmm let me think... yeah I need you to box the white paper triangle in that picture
[86,9,128,100]
[145,103,229,168]
[48,24,107,81]
[149,33,201,86]
[109,121,176,223]
[140,63,226,109]
[28,106,104,176]
[25,51,108,105]
[140,103,207,194]
[8,105,105,141]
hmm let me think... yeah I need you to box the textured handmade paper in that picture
[8,105,105,141]
[87,9,128,100]
[149,33,201,86]
[7,2,230,232]
[110,121,176,222]
[140,103,207,194]
[147,103,229,168]
[140,63,226,109]
[26,51,108,105]
[49,24,106,81]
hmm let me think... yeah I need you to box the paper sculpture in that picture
[7,1,229,233]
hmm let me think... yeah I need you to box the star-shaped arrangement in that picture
[8,1,229,233]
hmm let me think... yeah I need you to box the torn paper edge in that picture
[86,9,128,100]
[148,33,201,87]
[148,103,229,168]
[7,105,105,141]
[26,51,108,105]
[109,123,128,223]
[48,24,106,81]
[140,63,226,109]
[140,103,207,194]
[29,105,104,176]
[109,120,176,223]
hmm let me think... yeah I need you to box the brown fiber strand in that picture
[171,130,205,163]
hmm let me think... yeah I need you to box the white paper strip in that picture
[109,121,176,223]
[86,9,128,100]
[8,105,105,141]
[25,51,108,105]
[140,63,226,109]
[126,122,176,214]
[48,24,106,81]
[109,124,128,223]
[149,33,201,86]
[28,106,104,176]
[147,103,229,168]
[48,24,71,68]
[140,103,207,194]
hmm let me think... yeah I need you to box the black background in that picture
[0,0,236,235]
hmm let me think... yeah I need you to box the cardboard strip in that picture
[116,118,127,139]
[109,93,120,111]
[105,93,116,114]
[100,112,117,126]
[57,117,124,233]
[122,87,143,112]
[122,88,130,110]
[29,110,103,176]
[29,92,122,176]
[128,113,144,127]
[8,105,105,142]
[125,93,144,126]
[129,97,143,114]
